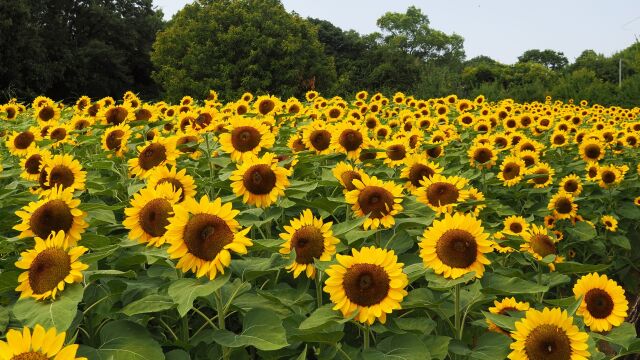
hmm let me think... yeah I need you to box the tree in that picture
[376,6,465,65]
[151,0,336,102]
[0,0,163,101]
[517,49,569,71]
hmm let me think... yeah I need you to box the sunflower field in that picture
[0,91,639,360]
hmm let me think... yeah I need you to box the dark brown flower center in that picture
[177,136,199,153]
[530,234,556,257]
[14,131,35,149]
[532,169,550,185]
[359,149,377,162]
[436,229,478,268]
[553,135,566,145]
[584,144,601,159]
[25,154,43,175]
[601,170,616,184]
[139,198,173,237]
[258,100,275,115]
[28,247,71,295]
[50,128,67,141]
[555,198,573,214]
[105,129,125,150]
[585,288,614,319]
[342,263,390,306]
[29,200,74,238]
[231,126,262,152]
[339,129,363,151]
[340,171,362,191]
[195,113,212,129]
[138,143,167,170]
[291,226,325,264]
[386,144,406,161]
[427,146,442,158]
[135,108,152,121]
[473,148,493,164]
[106,107,128,125]
[502,163,521,180]
[12,351,49,360]
[183,214,233,261]
[242,164,276,195]
[494,137,508,148]
[74,119,90,130]
[48,165,75,189]
[563,180,578,193]
[357,186,394,219]
[38,106,55,122]
[524,324,572,360]
[88,104,100,117]
[292,138,306,152]
[426,182,459,207]
[509,222,523,233]
[310,130,331,151]
[328,108,341,119]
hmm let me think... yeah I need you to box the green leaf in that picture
[165,349,191,360]
[331,216,365,237]
[299,304,349,330]
[422,336,451,360]
[482,311,522,332]
[12,283,84,331]
[0,306,8,334]
[168,273,230,317]
[77,320,164,359]
[121,294,175,316]
[362,334,431,359]
[404,263,427,282]
[554,262,610,274]
[0,271,19,294]
[425,270,476,289]
[590,322,637,349]
[481,273,548,294]
[211,308,288,351]
[565,221,596,241]
[470,332,512,360]
[609,235,631,250]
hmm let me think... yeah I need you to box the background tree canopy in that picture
[2,0,640,106]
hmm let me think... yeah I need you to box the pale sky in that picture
[154,0,640,64]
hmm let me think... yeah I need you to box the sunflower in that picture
[287,133,306,153]
[332,161,366,194]
[508,307,589,360]
[597,164,625,189]
[419,212,492,279]
[70,116,93,131]
[302,120,333,154]
[601,215,618,232]
[468,143,497,169]
[230,152,290,208]
[20,148,51,182]
[550,131,570,148]
[635,196,640,207]
[2,103,20,120]
[579,138,605,162]
[324,246,408,325]
[503,215,529,236]
[123,183,181,247]
[559,174,583,196]
[548,192,578,220]
[330,122,369,160]
[279,209,340,278]
[165,195,252,279]
[219,117,275,162]
[0,325,87,360]
[14,186,88,244]
[48,123,74,148]
[465,187,486,216]
[41,154,86,192]
[146,165,197,203]
[128,136,178,178]
[518,150,539,168]
[572,273,628,332]
[101,124,132,157]
[520,224,563,270]
[35,103,61,124]
[175,130,202,159]
[498,156,526,187]
[400,154,442,191]
[99,104,133,125]
[527,162,554,188]
[585,161,599,182]
[254,95,281,116]
[414,174,469,215]
[379,139,411,168]
[486,297,530,334]
[6,129,39,156]
[345,174,403,230]
[14,231,88,300]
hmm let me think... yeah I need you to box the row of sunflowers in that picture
[0,90,639,359]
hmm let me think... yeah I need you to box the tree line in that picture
[2,0,639,106]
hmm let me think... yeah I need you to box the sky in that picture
[154,0,640,64]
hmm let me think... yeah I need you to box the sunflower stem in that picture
[363,324,370,350]
[375,231,381,247]
[215,289,230,360]
[205,132,214,181]
[315,270,323,308]
[480,166,487,195]
[454,283,462,340]
[180,315,189,343]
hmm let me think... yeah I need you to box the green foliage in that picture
[151,0,336,102]
[0,0,163,101]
